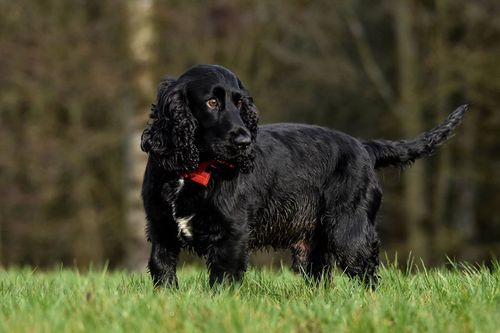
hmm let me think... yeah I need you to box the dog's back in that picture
[243,124,379,250]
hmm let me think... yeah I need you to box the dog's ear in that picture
[237,78,259,142]
[240,96,259,142]
[236,78,259,173]
[141,78,199,172]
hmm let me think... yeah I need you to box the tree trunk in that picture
[0,214,2,266]
[431,0,452,263]
[394,0,428,260]
[124,0,154,270]
[453,104,476,245]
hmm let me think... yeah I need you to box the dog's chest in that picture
[162,178,215,244]
[165,179,194,239]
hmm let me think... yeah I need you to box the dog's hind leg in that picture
[328,211,380,287]
[291,235,332,283]
[291,240,310,274]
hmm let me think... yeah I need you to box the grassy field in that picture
[0,262,499,333]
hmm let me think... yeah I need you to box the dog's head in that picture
[141,64,258,173]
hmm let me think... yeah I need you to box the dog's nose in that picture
[230,129,251,148]
[234,134,251,147]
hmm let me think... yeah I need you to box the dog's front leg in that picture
[148,241,180,288]
[147,227,181,288]
[206,228,249,287]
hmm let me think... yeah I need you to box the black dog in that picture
[141,64,468,287]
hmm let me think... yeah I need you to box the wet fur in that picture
[141,64,469,287]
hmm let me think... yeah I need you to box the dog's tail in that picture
[363,104,469,169]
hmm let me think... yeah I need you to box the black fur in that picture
[364,104,469,169]
[141,64,469,287]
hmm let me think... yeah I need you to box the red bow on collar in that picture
[181,160,235,186]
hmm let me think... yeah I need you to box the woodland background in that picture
[0,0,499,270]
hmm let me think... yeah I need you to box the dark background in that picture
[1,0,499,270]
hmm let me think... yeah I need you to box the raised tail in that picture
[363,104,469,169]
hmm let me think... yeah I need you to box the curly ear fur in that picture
[234,77,259,173]
[237,97,259,173]
[240,97,258,141]
[141,78,199,172]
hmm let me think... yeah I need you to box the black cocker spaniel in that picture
[141,64,468,287]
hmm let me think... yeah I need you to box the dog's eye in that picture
[236,99,243,109]
[206,98,218,109]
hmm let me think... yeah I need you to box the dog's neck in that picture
[180,160,235,186]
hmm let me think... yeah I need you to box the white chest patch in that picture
[171,179,194,239]
[176,215,194,238]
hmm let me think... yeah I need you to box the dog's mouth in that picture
[206,142,253,163]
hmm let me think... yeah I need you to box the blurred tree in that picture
[124,0,154,271]
[393,0,428,259]
[0,0,134,267]
[452,0,500,260]
[0,0,499,268]
[431,0,454,258]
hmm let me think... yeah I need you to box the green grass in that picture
[0,262,499,333]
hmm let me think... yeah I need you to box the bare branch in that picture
[344,4,397,110]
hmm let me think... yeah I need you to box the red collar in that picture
[181,160,235,186]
